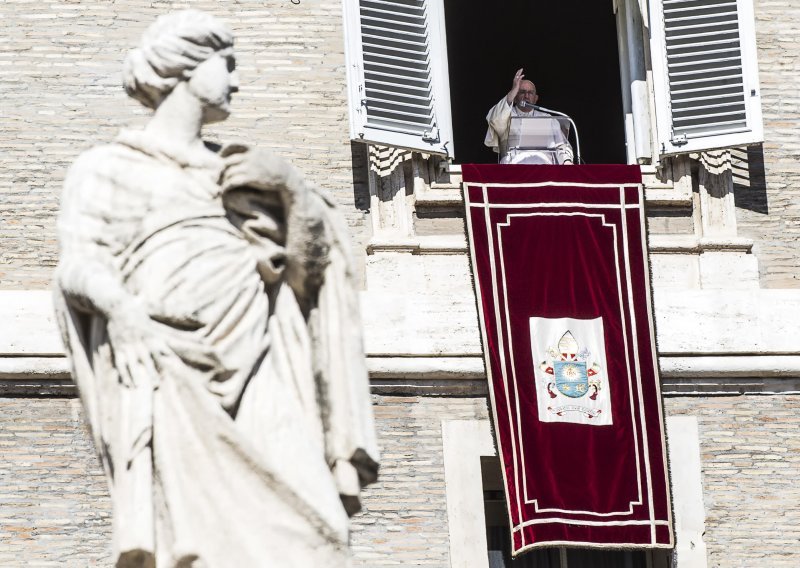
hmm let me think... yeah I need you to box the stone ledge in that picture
[2,354,799,397]
[420,164,693,207]
[0,356,70,379]
[417,187,692,208]
[8,354,796,381]
[659,355,800,377]
[366,235,467,254]
[649,235,754,254]
[640,165,693,207]
[366,234,756,256]
[367,356,484,379]
[415,189,463,207]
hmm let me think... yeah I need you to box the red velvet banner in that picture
[463,164,673,554]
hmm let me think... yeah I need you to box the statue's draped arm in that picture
[221,147,380,513]
[55,149,159,561]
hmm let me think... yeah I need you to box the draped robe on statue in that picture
[55,130,378,568]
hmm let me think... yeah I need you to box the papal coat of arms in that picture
[541,331,601,401]
[529,317,613,426]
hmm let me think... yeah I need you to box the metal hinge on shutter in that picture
[422,124,439,143]
[671,133,687,146]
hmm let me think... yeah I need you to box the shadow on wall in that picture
[350,141,371,213]
[732,145,769,215]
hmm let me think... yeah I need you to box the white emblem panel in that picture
[529,316,613,426]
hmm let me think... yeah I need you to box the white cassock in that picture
[484,97,574,165]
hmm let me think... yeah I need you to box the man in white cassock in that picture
[485,68,574,165]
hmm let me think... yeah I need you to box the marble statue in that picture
[54,10,378,568]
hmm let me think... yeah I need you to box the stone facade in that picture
[666,395,800,567]
[0,398,111,567]
[0,0,799,290]
[0,0,367,289]
[351,397,489,567]
[2,395,799,567]
[733,0,800,288]
[1,1,799,567]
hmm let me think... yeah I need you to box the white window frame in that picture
[615,0,657,165]
[648,0,764,156]
[343,0,454,157]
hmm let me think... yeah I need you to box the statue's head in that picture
[123,10,237,123]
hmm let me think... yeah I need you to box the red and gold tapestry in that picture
[462,164,673,554]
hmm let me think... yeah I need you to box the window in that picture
[344,0,764,163]
[482,457,669,568]
[441,1,627,165]
[443,418,705,568]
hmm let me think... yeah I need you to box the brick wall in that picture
[734,0,800,288]
[664,395,800,568]
[350,396,489,567]
[2,394,798,567]
[0,398,111,566]
[0,0,368,289]
[0,395,491,567]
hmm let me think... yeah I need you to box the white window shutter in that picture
[649,0,764,156]
[343,0,454,157]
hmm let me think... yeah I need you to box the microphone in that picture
[517,101,582,164]
[520,101,565,117]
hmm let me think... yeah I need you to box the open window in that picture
[344,0,627,164]
[344,0,764,165]
[441,1,628,165]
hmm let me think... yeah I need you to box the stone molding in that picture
[3,354,799,398]
[3,289,799,396]
[366,233,756,255]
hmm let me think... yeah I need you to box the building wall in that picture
[0,398,111,566]
[734,0,800,288]
[350,397,489,567]
[0,0,368,290]
[0,1,797,567]
[2,394,798,567]
[1,0,798,291]
[665,394,800,568]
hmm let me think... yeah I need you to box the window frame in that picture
[344,0,764,164]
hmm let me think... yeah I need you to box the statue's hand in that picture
[220,144,303,207]
[148,301,204,331]
[106,303,171,389]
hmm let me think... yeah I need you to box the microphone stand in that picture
[522,103,582,165]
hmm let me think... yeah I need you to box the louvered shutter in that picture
[343,0,454,156]
[649,0,763,155]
